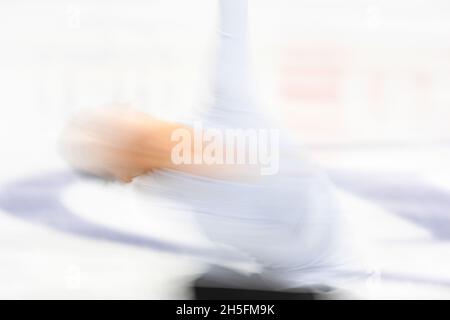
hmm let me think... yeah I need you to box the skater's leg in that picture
[205,0,268,127]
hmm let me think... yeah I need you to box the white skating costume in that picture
[138,0,366,291]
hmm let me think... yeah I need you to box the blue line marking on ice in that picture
[0,171,217,258]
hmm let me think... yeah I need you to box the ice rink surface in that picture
[1,134,450,299]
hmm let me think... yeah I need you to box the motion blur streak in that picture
[0,0,450,299]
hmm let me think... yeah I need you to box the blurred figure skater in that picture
[61,0,368,299]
